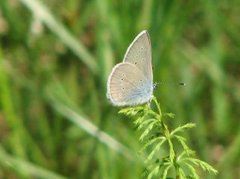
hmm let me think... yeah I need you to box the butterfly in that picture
[107,30,153,106]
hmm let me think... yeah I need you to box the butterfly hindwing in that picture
[107,62,152,106]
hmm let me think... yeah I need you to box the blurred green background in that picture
[0,0,239,178]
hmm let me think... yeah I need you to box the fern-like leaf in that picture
[147,139,167,161]
[183,162,199,179]
[183,158,218,174]
[119,106,145,116]
[139,120,158,141]
[171,123,196,136]
[179,168,187,179]
[167,140,175,162]
[147,165,159,179]
[138,118,157,130]
[163,113,175,119]
[143,136,166,150]
[134,114,147,126]
[162,164,172,179]
[118,96,217,178]
[174,135,192,154]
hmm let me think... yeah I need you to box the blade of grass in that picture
[0,47,48,166]
[203,0,230,139]
[137,0,153,29]
[0,146,67,179]
[0,48,26,158]
[46,89,134,160]
[218,128,240,173]
[95,0,115,84]
[19,0,98,74]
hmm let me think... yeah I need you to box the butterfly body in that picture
[107,30,153,106]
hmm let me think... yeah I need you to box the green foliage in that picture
[119,96,218,178]
[0,0,240,178]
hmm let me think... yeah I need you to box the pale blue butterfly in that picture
[107,30,153,106]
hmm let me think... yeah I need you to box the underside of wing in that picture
[107,62,153,106]
[123,30,153,84]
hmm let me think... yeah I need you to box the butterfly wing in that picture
[123,30,153,85]
[107,62,153,106]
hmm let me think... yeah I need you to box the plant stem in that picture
[152,96,180,178]
[152,96,168,134]
[152,96,162,118]
[174,156,180,179]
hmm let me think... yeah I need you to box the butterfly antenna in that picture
[178,82,186,86]
[155,81,186,86]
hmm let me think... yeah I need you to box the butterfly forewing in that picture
[123,31,153,85]
[107,63,152,106]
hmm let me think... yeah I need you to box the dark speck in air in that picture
[121,78,123,80]
[134,62,137,64]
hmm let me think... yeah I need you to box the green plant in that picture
[119,96,218,179]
